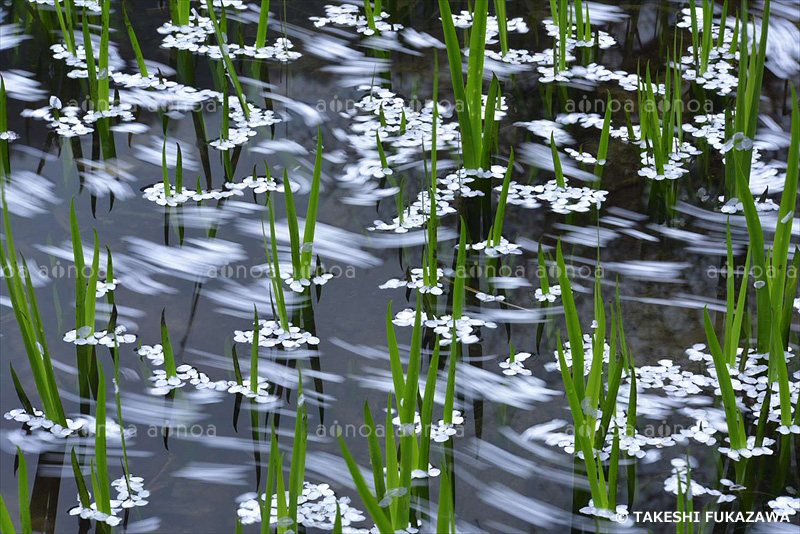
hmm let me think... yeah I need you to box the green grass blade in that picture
[436,466,453,534]
[337,437,393,534]
[385,300,406,396]
[0,494,15,534]
[161,310,177,377]
[250,307,259,392]
[94,360,111,514]
[702,308,744,449]
[255,0,271,48]
[418,340,440,475]
[363,401,386,502]
[282,168,301,276]
[594,92,613,179]
[550,133,565,188]
[556,240,584,397]
[491,147,513,245]
[70,448,91,508]
[769,83,798,311]
[16,448,29,534]
[122,1,148,77]
[437,0,478,168]
[300,127,323,275]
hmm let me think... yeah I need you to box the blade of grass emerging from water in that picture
[94,360,111,515]
[265,194,289,329]
[70,448,91,508]
[556,240,584,398]
[0,495,15,534]
[496,0,508,56]
[255,0,271,48]
[1,195,66,424]
[338,437,393,534]
[0,78,9,179]
[437,0,478,169]
[550,133,565,188]
[288,372,307,530]
[436,466,454,534]
[161,310,177,377]
[281,168,301,277]
[300,127,323,279]
[490,147,513,247]
[16,448,29,534]
[594,92,613,179]
[249,307,260,393]
[702,308,745,453]
[205,0,249,120]
[363,401,386,504]
[386,300,406,397]
[122,1,148,77]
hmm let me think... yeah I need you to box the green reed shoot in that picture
[702,308,748,480]
[53,0,76,56]
[162,138,172,197]
[593,93,613,179]
[438,0,488,170]
[550,133,566,188]
[489,147,513,247]
[92,360,111,517]
[728,85,795,426]
[160,310,178,378]
[287,373,308,530]
[173,0,190,26]
[297,127,324,280]
[496,0,508,56]
[0,448,29,534]
[723,223,750,366]
[556,240,584,396]
[97,0,110,112]
[249,307,260,392]
[16,448,30,534]
[109,308,132,490]
[443,219,467,424]
[730,0,770,190]
[122,1,149,77]
[0,495,13,533]
[205,0,250,120]
[1,195,66,424]
[264,193,289,329]
[338,434,393,534]
[70,199,101,399]
[255,0,271,48]
[70,448,91,509]
[436,465,454,534]
[0,77,9,180]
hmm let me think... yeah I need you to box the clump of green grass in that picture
[438,0,496,172]
[554,241,628,515]
[81,3,115,160]
[1,195,66,425]
[53,0,76,56]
